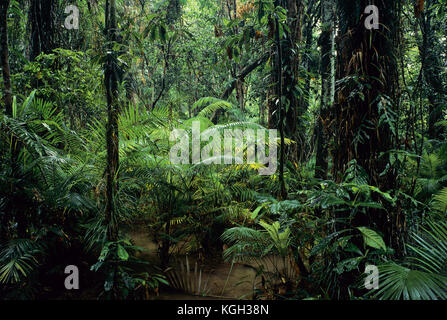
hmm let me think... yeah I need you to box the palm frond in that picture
[0,239,43,284]
[373,263,447,300]
[432,187,447,213]
[373,220,447,300]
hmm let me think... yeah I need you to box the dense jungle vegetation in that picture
[0,0,447,300]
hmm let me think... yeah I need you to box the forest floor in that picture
[128,225,258,300]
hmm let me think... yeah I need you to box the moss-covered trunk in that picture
[105,0,119,242]
[334,0,400,244]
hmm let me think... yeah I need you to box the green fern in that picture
[192,97,235,119]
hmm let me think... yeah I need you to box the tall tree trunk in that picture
[298,7,314,162]
[419,0,445,140]
[105,0,119,243]
[2,0,28,239]
[334,0,399,243]
[289,0,305,164]
[268,0,303,167]
[0,0,12,115]
[315,0,335,179]
[260,91,266,126]
[0,0,12,243]
[273,2,287,200]
[29,0,55,61]
[236,79,245,111]
[296,0,317,163]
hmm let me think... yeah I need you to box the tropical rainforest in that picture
[0,0,446,301]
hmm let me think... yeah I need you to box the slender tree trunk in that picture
[268,0,303,166]
[274,3,287,200]
[299,8,314,162]
[0,0,12,243]
[236,79,245,111]
[2,0,28,239]
[0,0,12,115]
[260,91,266,126]
[286,0,304,163]
[315,0,335,179]
[267,23,276,130]
[105,0,119,243]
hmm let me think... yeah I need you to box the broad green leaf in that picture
[357,227,386,251]
[117,245,129,261]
